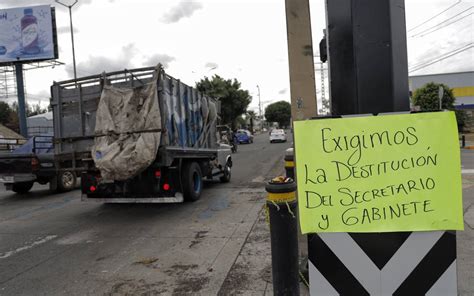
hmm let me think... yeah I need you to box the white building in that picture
[27,111,53,136]
[409,71,474,109]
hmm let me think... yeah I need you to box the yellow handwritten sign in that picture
[294,112,463,234]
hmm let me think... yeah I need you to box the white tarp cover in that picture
[92,76,161,181]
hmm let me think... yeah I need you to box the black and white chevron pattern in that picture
[308,231,456,296]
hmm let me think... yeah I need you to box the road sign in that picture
[308,231,456,295]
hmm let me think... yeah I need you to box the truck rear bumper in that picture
[81,192,184,203]
[0,174,36,183]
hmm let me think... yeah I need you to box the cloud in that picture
[161,0,203,24]
[204,62,218,70]
[278,88,287,95]
[144,53,176,68]
[56,26,79,34]
[66,43,138,77]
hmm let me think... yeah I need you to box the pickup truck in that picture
[0,136,76,193]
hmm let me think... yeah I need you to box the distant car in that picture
[236,130,254,144]
[269,129,287,143]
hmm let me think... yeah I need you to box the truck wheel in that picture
[220,164,231,183]
[57,171,77,192]
[182,162,203,202]
[12,182,34,194]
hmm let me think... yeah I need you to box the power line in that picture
[408,0,462,32]
[410,42,473,68]
[409,43,472,68]
[413,12,473,38]
[410,6,473,37]
[409,44,473,73]
[409,43,472,69]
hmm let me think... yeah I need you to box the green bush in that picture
[412,82,465,131]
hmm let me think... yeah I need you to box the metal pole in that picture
[257,85,263,131]
[257,85,261,117]
[69,5,77,81]
[56,0,78,81]
[265,181,299,296]
[438,86,444,110]
[14,63,28,138]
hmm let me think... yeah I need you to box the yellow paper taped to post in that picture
[294,112,463,234]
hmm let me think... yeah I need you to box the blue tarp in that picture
[13,134,53,154]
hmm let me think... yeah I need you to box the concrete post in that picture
[285,0,318,121]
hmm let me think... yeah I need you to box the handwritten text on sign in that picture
[294,112,463,234]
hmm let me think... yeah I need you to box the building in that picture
[27,111,53,136]
[409,71,474,129]
[409,71,474,109]
[0,124,24,151]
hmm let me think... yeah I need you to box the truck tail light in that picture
[90,185,96,192]
[163,183,170,191]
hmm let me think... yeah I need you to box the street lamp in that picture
[256,85,262,118]
[256,85,263,131]
[55,0,78,82]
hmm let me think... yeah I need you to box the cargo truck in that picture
[51,65,232,203]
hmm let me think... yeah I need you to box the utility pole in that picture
[256,85,262,130]
[256,85,262,117]
[55,0,78,81]
[285,0,318,121]
[14,64,28,137]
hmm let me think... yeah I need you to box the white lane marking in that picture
[0,235,57,259]
[462,169,474,174]
[56,230,94,245]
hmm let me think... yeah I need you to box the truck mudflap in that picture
[80,193,184,203]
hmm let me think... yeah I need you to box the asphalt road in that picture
[0,132,291,295]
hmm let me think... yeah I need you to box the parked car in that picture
[269,129,287,143]
[236,130,254,144]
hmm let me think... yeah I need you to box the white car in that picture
[269,129,287,143]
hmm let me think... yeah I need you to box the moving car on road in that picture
[269,129,287,143]
[236,129,253,144]
[0,136,76,193]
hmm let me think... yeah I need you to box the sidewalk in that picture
[218,204,309,296]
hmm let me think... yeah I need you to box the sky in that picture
[0,0,473,114]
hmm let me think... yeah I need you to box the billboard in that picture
[0,5,58,65]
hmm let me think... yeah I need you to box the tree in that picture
[235,116,246,129]
[265,101,291,128]
[196,75,252,129]
[0,101,12,125]
[246,110,257,132]
[28,103,47,117]
[412,82,465,130]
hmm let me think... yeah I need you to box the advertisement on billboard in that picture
[0,5,57,64]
